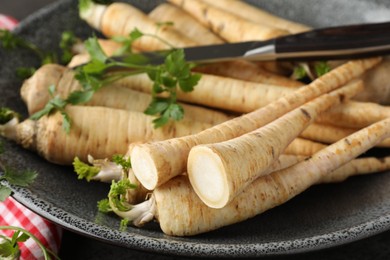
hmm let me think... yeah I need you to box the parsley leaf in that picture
[0,107,20,124]
[29,85,72,133]
[2,167,37,187]
[0,29,57,64]
[32,29,201,131]
[292,61,331,81]
[0,29,24,49]
[144,97,170,115]
[111,154,132,173]
[84,36,108,64]
[120,218,130,231]
[0,29,78,79]
[66,89,94,104]
[315,61,331,77]
[0,235,20,259]
[0,186,12,202]
[144,49,200,127]
[97,198,112,213]
[73,157,100,181]
[60,31,78,64]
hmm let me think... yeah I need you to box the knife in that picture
[138,21,390,64]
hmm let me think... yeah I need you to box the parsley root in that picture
[301,123,390,148]
[20,64,66,115]
[284,138,326,156]
[130,58,381,190]
[0,106,212,165]
[318,100,390,128]
[354,57,390,105]
[116,72,299,113]
[194,60,303,88]
[199,0,310,34]
[80,1,197,51]
[167,0,288,42]
[148,3,224,45]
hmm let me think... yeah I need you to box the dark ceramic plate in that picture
[1,0,390,257]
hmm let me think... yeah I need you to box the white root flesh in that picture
[187,80,363,208]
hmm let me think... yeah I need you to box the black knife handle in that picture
[274,21,390,60]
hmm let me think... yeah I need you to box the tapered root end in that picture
[0,118,37,151]
[131,146,159,191]
[187,146,229,209]
[0,117,20,141]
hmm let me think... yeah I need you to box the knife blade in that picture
[138,21,390,64]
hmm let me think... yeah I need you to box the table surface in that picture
[3,1,390,259]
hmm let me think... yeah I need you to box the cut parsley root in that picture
[148,3,224,45]
[167,0,288,42]
[79,0,197,51]
[119,118,390,236]
[0,106,212,165]
[104,152,303,229]
[20,64,232,126]
[130,58,381,190]
[187,80,363,208]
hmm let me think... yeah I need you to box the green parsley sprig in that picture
[103,179,137,230]
[73,154,130,182]
[32,29,201,129]
[29,85,71,133]
[0,226,60,260]
[0,141,37,202]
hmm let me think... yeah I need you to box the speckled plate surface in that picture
[1,0,390,257]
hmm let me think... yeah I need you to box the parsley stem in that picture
[101,69,146,85]
[0,226,60,260]
[107,60,162,71]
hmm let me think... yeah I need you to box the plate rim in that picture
[11,183,390,257]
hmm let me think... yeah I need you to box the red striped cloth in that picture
[0,14,19,30]
[0,197,62,259]
[0,15,63,259]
